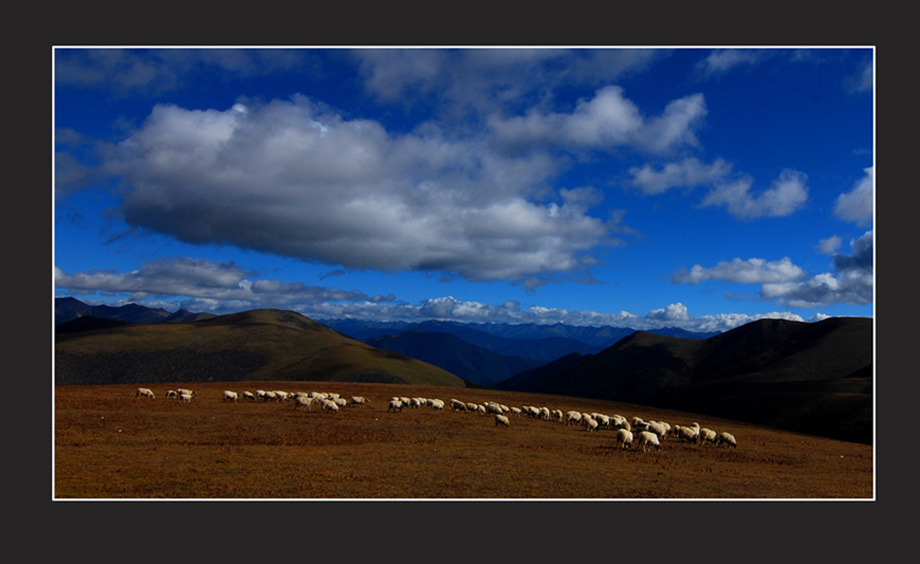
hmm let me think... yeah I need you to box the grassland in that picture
[53,380,873,499]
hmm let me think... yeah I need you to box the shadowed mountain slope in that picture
[496,317,873,444]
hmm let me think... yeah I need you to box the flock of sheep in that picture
[134,386,738,451]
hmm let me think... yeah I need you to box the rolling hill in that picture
[55,308,466,388]
[496,317,873,444]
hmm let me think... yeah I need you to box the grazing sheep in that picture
[698,428,718,445]
[388,399,404,413]
[510,406,523,417]
[637,430,661,452]
[176,388,195,399]
[616,428,633,449]
[494,414,511,427]
[293,395,315,410]
[428,399,445,410]
[320,399,340,412]
[178,391,193,403]
[583,415,599,432]
[350,396,368,407]
[716,432,738,448]
[646,421,668,439]
[565,411,583,426]
[450,399,467,412]
[165,390,178,399]
[222,390,239,402]
[242,391,256,401]
[135,387,155,399]
[676,423,701,443]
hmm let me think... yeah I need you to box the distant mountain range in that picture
[55,296,216,326]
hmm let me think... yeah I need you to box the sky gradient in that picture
[53,47,874,333]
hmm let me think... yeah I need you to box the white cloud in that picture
[489,87,707,155]
[696,49,767,76]
[674,231,873,309]
[817,236,843,255]
[99,97,616,286]
[627,157,732,195]
[673,257,807,285]
[700,169,809,219]
[54,258,376,309]
[834,166,873,226]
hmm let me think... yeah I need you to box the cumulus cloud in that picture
[696,49,769,77]
[700,169,809,219]
[627,157,732,195]
[834,166,873,226]
[54,258,379,309]
[761,231,874,308]
[97,97,619,286]
[489,87,707,155]
[674,231,873,309]
[673,257,807,285]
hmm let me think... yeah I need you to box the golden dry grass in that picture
[53,381,873,499]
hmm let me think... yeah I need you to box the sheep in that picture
[716,432,738,448]
[165,390,178,399]
[698,428,718,445]
[611,415,629,430]
[637,430,661,452]
[616,428,633,449]
[510,406,523,417]
[646,421,668,439]
[135,387,155,399]
[293,395,315,410]
[222,390,239,402]
[242,391,256,401]
[176,388,195,399]
[565,411,583,426]
[388,399,404,413]
[450,399,467,412]
[676,423,700,443]
[583,415,599,432]
[333,397,348,408]
[178,391,193,403]
[350,396,368,407]
[429,399,445,410]
[320,399,340,412]
[410,397,423,409]
[494,414,511,427]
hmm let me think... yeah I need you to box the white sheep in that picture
[616,428,633,449]
[637,430,661,452]
[293,395,315,410]
[583,415,599,432]
[165,390,178,399]
[135,387,155,399]
[178,391,193,403]
[349,395,368,407]
[450,399,467,412]
[565,411,583,426]
[222,390,239,402]
[320,399,340,412]
[388,399,404,412]
[494,414,511,427]
[698,428,718,445]
[176,388,195,399]
[429,399,445,410]
[676,423,700,443]
[646,420,668,439]
[242,391,256,401]
[716,432,738,448]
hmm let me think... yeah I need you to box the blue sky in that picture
[53,47,874,333]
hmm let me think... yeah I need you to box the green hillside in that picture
[55,308,465,387]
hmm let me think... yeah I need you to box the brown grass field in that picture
[53,381,874,500]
